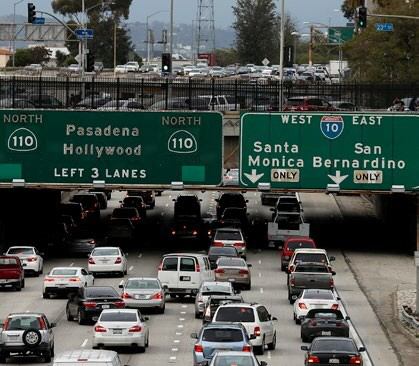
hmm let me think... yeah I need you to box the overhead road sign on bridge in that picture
[0,111,223,188]
[240,113,419,192]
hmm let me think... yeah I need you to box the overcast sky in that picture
[3,1,347,29]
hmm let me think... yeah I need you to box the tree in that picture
[55,50,67,66]
[6,49,33,67]
[214,48,239,66]
[30,46,52,65]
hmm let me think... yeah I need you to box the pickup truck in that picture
[190,95,240,111]
[288,262,335,303]
[267,211,310,248]
[0,256,25,291]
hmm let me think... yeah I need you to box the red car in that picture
[280,237,316,271]
[282,96,338,111]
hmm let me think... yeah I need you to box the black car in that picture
[90,191,108,209]
[65,231,96,256]
[107,218,135,245]
[202,294,244,324]
[127,190,155,209]
[216,192,248,220]
[208,246,240,268]
[301,309,350,343]
[301,337,365,366]
[220,207,249,232]
[58,202,85,225]
[173,194,202,219]
[70,194,100,222]
[14,93,64,109]
[120,196,146,219]
[66,286,125,325]
[111,207,142,227]
[170,216,203,241]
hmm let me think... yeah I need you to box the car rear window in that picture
[162,257,178,271]
[295,253,327,263]
[180,257,196,271]
[202,329,244,342]
[51,269,77,276]
[295,264,328,273]
[123,197,143,205]
[215,307,255,322]
[202,284,231,295]
[125,279,159,289]
[214,356,254,366]
[287,241,314,250]
[0,258,18,266]
[85,287,119,297]
[219,195,245,206]
[217,258,245,267]
[214,231,242,240]
[209,247,238,255]
[312,339,356,352]
[6,316,40,330]
[112,208,137,218]
[303,290,334,300]
[72,195,97,206]
[92,248,119,256]
[7,248,33,255]
[99,312,137,322]
[313,312,339,319]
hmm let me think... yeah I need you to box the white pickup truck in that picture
[267,211,310,248]
[192,95,240,111]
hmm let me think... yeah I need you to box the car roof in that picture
[7,246,34,249]
[286,237,313,242]
[163,253,207,258]
[53,349,118,362]
[93,246,120,250]
[218,302,258,308]
[51,267,83,271]
[8,312,45,317]
[125,277,159,281]
[209,295,243,300]
[293,248,327,254]
[215,227,241,232]
[100,308,137,313]
[202,322,246,329]
[202,281,232,286]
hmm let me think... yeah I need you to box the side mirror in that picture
[92,316,99,322]
[245,200,249,203]
[271,316,278,321]
[329,256,336,261]
[143,316,149,321]
[50,322,57,328]
[301,345,309,351]
[172,199,176,202]
[22,263,27,267]
[119,284,123,288]
[249,334,256,340]
[260,362,268,366]
[337,297,341,301]
[359,347,366,352]
[190,332,198,339]
[332,271,336,276]
[345,316,351,321]
[215,199,219,202]
[87,254,91,258]
[247,264,252,268]
[119,201,122,203]
[199,199,203,201]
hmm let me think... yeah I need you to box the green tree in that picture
[214,48,239,66]
[6,49,33,67]
[30,46,52,64]
[55,50,67,66]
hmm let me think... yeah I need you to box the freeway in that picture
[0,190,403,365]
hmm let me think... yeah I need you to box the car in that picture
[223,169,239,186]
[66,286,125,324]
[0,98,37,108]
[280,237,316,271]
[271,193,301,218]
[4,246,43,276]
[14,93,64,109]
[24,63,42,74]
[43,267,94,299]
[127,190,155,209]
[203,351,268,366]
[294,289,340,324]
[191,322,255,366]
[53,350,123,366]
[119,196,146,219]
[93,61,104,72]
[170,217,203,241]
[66,232,96,256]
[125,61,140,72]
[215,257,252,290]
[98,99,145,110]
[119,277,165,313]
[0,312,55,363]
[114,64,128,74]
[301,337,365,366]
[202,294,244,324]
[212,302,277,355]
[0,256,25,291]
[76,96,113,109]
[58,215,77,236]
[220,208,249,233]
[212,228,247,259]
[148,97,191,110]
[111,207,142,227]
[248,96,279,111]
[90,191,107,209]
[92,309,149,352]
[68,64,82,73]
[106,219,135,245]
[216,192,248,220]
[208,246,240,268]
[58,202,85,225]
[70,193,100,222]
[88,247,128,277]
[301,309,350,342]
[173,194,202,219]
[282,96,338,111]
[194,281,236,318]
[287,248,336,276]
[188,68,204,77]
[329,101,360,111]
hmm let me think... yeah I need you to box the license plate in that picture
[180,276,191,281]
[322,331,332,336]
[57,284,66,288]
[329,359,340,363]
[228,278,236,282]
[135,295,146,300]
[101,260,109,263]
[113,329,122,334]
[102,305,110,309]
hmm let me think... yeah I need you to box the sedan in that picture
[119,277,165,313]
[203,351,268,366]
[43,267,94,299]
[215,257,252,290]
[194,281,236,319]
[114,65,128,74]
[119,196,147,219]
[92,309,149,352]
[4,246,43,276]
[111,207,142,226]
[294,289,340,324]
[88,247,128,277]
[208,246,240,268]
[301,309,350,342]
[301,337,365,365]
[212,228,247,259]
[66,286,125,324]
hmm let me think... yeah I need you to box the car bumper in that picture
[22,262,39,272]
[193,352,210,366]
[44,285,81,294]
[0,342,51,353]
[124,298,164,308]
[166,287,199,295]
[215,274,250,285]
[93,333,145,347]
[88,264,124,273]
[0,279,20,286]
[302,328,349,340]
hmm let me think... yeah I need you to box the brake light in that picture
[215,269,225,274]
[131,217,140,221]
[234,242,245,247]
[114,301,125,307]
[44,278,55,282]
[308,356,320,363]
[335,321,343,327]
[83,302,97,307]
[254,326,261,336]
[115,257,122,264]
[239,269,249,275]
[152,292,163,299]
[331,304,339,310]
[37,316,46,330]
[129,325,142,332]
[3,318,9,330]
[158,261,163,271]
[88,240,95,244]
[27,257,38,262]
[194,344,203,353]
[298,303,307,309]
[290,278,295,286]
[195,261,200,272]
[121,292,132,299]
[88,257,95,264]
[349,356,362,364]
[213,242,223,246]
[289,265,295,272]
[171,230,176,235]
[330,278,334,286]
[242,345,251,352]
[192,230,198,235]
[310,321,317,327]
[94,325,107,333]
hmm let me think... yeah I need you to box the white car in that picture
[92,309,149,352]
[5,246,43,276]
[43,267,94,299]
[88,247,128,277]
[223,169,239,186]
[125,61,140,72]
[194,281,235,318]
[293,289,340,324]
[114,65,128,74]
[188,69,203,77]
[68,64,82,73]
[212,227,247,258]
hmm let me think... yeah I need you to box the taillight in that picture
[171,230,176,235]
[254,326,261,336]
[290,278,295,286]
[349,356,362,364]
[129,325,142,332]
[242,345,252,352]
[27,257,37,262]
[83,302,97,307]
[69,278,81,282]
[94,325,107,333]
[121,292,132,299]
[192,230,198,235]
[195,261,200,272]
[331,304,339,310]
[38,317,46,330]
[152,292,163,299]
[308,356,320,363]
[3,318,9,330]
[194,344,203,353]
[131,217,140,221]
[310,321,317,327]
[44,278,55,282]
[335,321,343,327]
[234,242,245,247]
[158,261,163,271]
[88,240,95,244]
[115,257,122,264]
[239,269,249,275]
[215,269,225,274]
[213,242,223,246]
[298,303,307,309]
[114,301,125,307]
[289,265,294,272]
[88,257,95,264]
[330,278,334,286]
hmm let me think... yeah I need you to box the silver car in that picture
[119,277,165,313]
[203,351,268,366]
[212,228,247,259]
[215,257,252,290]
[194,281,236,318]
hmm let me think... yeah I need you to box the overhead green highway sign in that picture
[328,26,354,44]
[240,113,419,192]
[0,110,223,187]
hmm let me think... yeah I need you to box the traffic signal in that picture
[162,52,171,73]
[28,3,36,23]
[86,53,95,72]
[358,7,367,28]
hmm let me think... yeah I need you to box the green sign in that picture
[0,110,223,186]
[328,26,354,44]
[240,113,419,192]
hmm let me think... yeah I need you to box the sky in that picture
[2,0,348,30]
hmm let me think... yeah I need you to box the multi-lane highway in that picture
[0,190,407,365]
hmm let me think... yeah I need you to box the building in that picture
[0,49,13,67]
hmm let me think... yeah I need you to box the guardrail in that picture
[401,305,419,331]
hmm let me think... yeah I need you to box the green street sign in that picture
[328,26,354,44]
[240,113,419,192]
[0,110,223,187]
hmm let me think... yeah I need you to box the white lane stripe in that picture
[258,260,261,264]
[129,266,133,271]
[69,263,74,267]
[165,203,169,207]
[169,195,172,199]
[176,332,182,336]
[173,340,180,343]
[177,324,184,328]
[81,339,88,347]
[26,310,30,312]
[260,288,264,294]
[138,253,142,258]
[258,272,261,278]
[181,305,187,308]
[172,348,178,351]
[169,356,176,360]
[180,311,186,314]
[254,192,257,196]
[179,318,185,321]
[268,351,272,359]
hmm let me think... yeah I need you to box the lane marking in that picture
[81,339,88,347]
[69,263,74,267]
[173,340,180,343]
[169,356,176,360]
[260,288,264,294]
[258,260,261,264]
[179,318,185,321]
[26,310,30,312]
[176,332,182,336]
[119,280,124,286]
[138,253,142,258]
[258,272,261,278]
[180,311,186,314]
[171,348,178,352]
[169,195,172,199]
[181,305,187,308]
[165,203,169,207]
[129,266,133,271]
[268,351,272,359]
[177,325,184,328]
[161,212,165,216]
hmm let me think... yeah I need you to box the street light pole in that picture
[279,0,285,111]
[146,10,168,65]
[12,0,24,67]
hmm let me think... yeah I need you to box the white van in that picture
[158,253,214,297]
[53,350,123,366]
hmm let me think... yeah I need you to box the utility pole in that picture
[309,25,313,67]
[279,0,285,111]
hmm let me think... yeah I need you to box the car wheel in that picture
[124,268,128,275]
[43,292,50,299]
[137,346,145,353]
[157,304,165,314]
[150,203,155,209]
[301,335,309,343]
[15,282,22,291]
[267,332,276,350]
[77,309,85,325]
[34,270,40,277]
[255,337,265,355]
[0,353,7,363]
[21,279,25,288]
[294,314,301,325]
[23,329,42,348]
[39,266,43,275]
[244,282,251,291]
[281,263,286,271]
[51,344,55,357]
[145,334,149,347]
[66,306,74,321]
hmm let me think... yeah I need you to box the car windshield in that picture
[99,312,137,322]
[6,316,41,330]
[295,265,328,273]
[0,258,18,266]
[295,253,327,263]
[303,290,334,300]
[123,197,143,205]
[215,307,255,322]
[92,248,119,256]
[215,231,242,240]
[217,258,245,267]
[287,241,314,250]
[214,356,255,366]
[202,285,231,295]
[312,339,356,352]
[219,195,245,206]
[125,279,159,290]
[313,312,340,319]
[51,269,78,276]
[202,329,244,342]
[85,287,118,297]
[7,248,33,255]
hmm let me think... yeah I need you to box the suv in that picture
[194,281,236,319]
[173,194,202,219]
[70,194,100,222]
[212,303,277,355]
[287,248,335,279]
[120,196,146,219]
[282,96,338,111]
[216,193,248,220]
[212,228,247,259]
[127,191,155,209]
[0,312,56,362]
